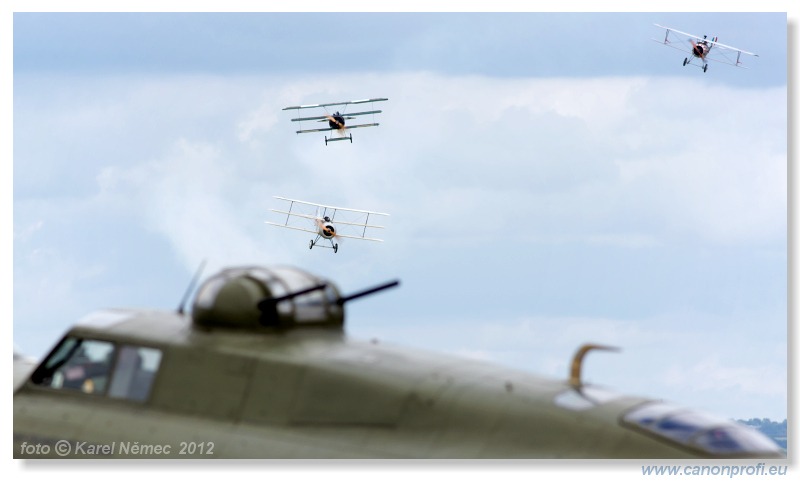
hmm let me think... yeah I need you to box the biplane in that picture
[653,24,758,72]
[266,196,389,253]
[282,98,388,145]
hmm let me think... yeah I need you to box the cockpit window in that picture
[36,338,115,395]
[108,345,162,402]
[31,337,163,403]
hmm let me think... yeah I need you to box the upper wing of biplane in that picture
[653,24,758,68]
[282,98,389,111]
[266,196,389,242]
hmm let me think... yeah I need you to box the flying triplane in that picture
[653,24,758,72]
[266,196,389,253]
[283,98,388,145]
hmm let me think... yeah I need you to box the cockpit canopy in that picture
[622,402,782,457]
[191,266,343,330]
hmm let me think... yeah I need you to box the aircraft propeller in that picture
[689,39,706,58]
[316,218,342,241]
[325,115,346,133]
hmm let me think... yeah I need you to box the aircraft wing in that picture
[264,222,318,235]
[273,196,389,217]
[269,210,318,222]
[654,24,709,44]
[14,349,38,392]
[290,110,383,122]
[336,233,384,242]
[283,98,388,110]
[704,41,758,67]
[295,123,379,134]
[706,39,757,57]
[266,221,385,242]
[269,209,385,228]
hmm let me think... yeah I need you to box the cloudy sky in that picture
[8,6,792,440]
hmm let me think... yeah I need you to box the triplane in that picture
[653,24,758,72]
[283,98,388,145]
[266,196,389,253]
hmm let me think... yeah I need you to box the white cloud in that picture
[93,136,295,273]
[663,355,786,397]
[13,220,44,242]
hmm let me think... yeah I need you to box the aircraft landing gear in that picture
[309,240,314,249]
[324,134,353,145]
[333,243,339,253]
[703,64,708,72]
[683,58,688,66]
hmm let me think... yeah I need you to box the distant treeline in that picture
[738,418,787,450]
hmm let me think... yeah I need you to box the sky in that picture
[4,3,795,470]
